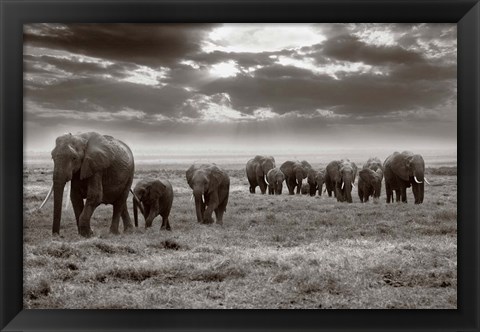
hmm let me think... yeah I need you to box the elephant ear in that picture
[147,181,166,201]
[390,153,411,181]
[208,167,226,192]
[135,187,146,202]
[80,133,114,180]
[359,169,376,183]
[186,165,196,189]
[336,166,345,183]
[255,162,264,177]
[375,169,384,180]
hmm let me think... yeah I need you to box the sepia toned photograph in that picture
[23,23,457,309]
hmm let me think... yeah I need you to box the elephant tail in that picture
[130,189,144,227]
[133,196,138,227]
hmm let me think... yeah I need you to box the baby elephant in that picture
[266,167,285,195]
[358,169,383,203]
[132,179,174,230]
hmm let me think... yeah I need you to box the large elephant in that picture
[306,169,325,196]
[358,168,383,203]
[324,160,357,203]
[186,163,230,224]
[280,160,312,195]
[132,179,173,230]
[42,132,134,236]
[246,155,275,194]
[266,167,285,195]
[384,151,429,204]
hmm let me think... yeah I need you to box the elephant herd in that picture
[245,153,430,205]
[37,132,430,238]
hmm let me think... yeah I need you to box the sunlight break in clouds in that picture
[204,24,326,53]
[209,60,240,78]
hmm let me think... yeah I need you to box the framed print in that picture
[1,0,479,331]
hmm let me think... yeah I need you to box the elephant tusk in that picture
[38,184,53,210]
[264,175,269,185]
[424,177,431,185]
[414,176,423,184]
[64,181,71,211]
[341,182,344,190]
[190,194,194,201]
[351,182,356,190]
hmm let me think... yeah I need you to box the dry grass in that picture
[23,162,457,309]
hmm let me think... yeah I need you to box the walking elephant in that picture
[280,160,312,195]
[266,167,285,195]
[132,179,173,230]
[358,168,383,203]
[246,155,275,194]
[358,157,383,203]
[41,132,134,237]
[186,163,230,224]
[384,151,429,204]
[324,160,357,203]
[306,169,325,196]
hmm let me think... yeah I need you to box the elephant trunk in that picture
[344,181,353,203]
[193,189,204,223]
[413,170,425,184]
[52,180,66,235]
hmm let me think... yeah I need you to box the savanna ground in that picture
[23,160,457,309]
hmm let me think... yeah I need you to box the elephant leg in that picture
[203,192,216,224]
[287,178,295,195]
[249,184,255,194]
[385,183,392,203]
[335,184,343,202]
[401,186,407,203]
[215,186,229,225]
[70,186,84,227]
[296,181,302,195]
[160,216,171,231]
[78,174,102,237]
[121,205,133,232]
[109,201,125,234]
[395,190,401,202]
[257,176,267,194]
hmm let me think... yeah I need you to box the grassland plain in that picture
[23,162,457,309]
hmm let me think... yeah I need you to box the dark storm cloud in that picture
[24,54,134,79]
[24,23,217,67]
[199,69,453,116]
[25,77,192,116]
[320,34,425,65]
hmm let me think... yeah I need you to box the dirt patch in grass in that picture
[36,243,81,259]
[94,242,136,254]
[381,269,456,288]
[24,279,51,300]
[148,239,187,251]
[95,267,159,283]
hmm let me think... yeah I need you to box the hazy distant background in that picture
[23,23,457,163]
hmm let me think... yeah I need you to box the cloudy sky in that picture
[24,23,457,156]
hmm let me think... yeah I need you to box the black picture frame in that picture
[1,0,479,331]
